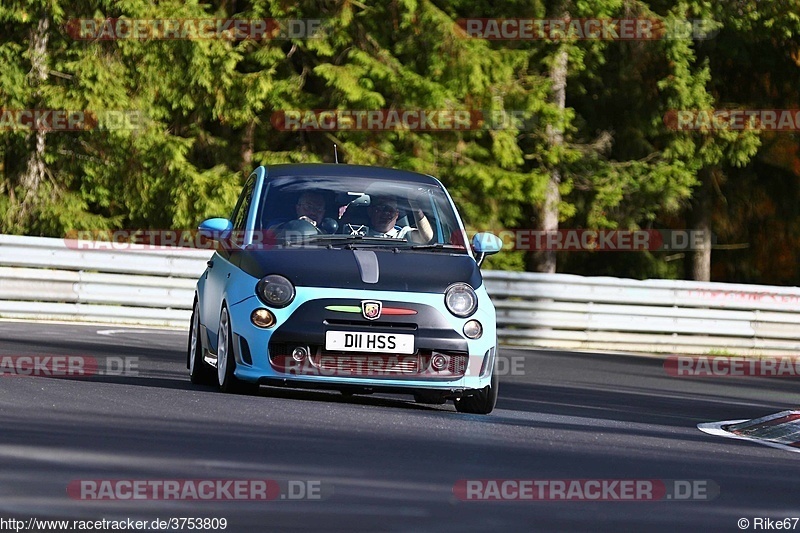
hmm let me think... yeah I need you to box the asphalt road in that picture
[1,320,800,532]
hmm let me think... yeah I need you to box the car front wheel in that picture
[188,300,215,385]
[454,368,498,415]
[217,305,257,395]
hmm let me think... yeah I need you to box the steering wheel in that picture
[274,218,323,240]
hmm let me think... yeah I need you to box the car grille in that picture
[310,353,421,375]
[268,344,468,379]
[447,355,468,375]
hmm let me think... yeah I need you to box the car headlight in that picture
[445,283,477,318]
[256,275,295,308]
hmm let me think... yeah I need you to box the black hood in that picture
[234,248,482,293]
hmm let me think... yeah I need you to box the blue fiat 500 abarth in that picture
[188,163,503,414]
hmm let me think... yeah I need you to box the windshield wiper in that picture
[283,234,403,248]
[409,243,468,252]
[306,235,391,243]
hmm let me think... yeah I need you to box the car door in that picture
[202,172,258,350]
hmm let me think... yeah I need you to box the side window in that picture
[230,174,257,247]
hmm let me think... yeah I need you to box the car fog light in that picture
[291,346,309,362]
[431,354,449,371]
[251,309,276,328]
[463,320,483,339]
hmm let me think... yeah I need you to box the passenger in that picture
[366,196,434,242]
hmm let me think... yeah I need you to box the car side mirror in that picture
[472,232,503,267]
[198,218,233,244]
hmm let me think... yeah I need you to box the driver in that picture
[367,196,434,242]
[295,192,326,226]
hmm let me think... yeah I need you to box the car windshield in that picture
[254,175,469,252]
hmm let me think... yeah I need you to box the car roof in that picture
[262,163,442,186]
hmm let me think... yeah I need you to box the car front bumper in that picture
[223,286,497,393]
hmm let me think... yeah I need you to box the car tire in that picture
[188,300,215,385]
[217,305,258,395]
[413,391,447,405]
[454,368,498,415]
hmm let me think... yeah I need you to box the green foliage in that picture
[0,0,797,283]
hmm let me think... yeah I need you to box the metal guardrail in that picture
[0,235,206,328]
[486,271,800,355]
[2,234,800,355]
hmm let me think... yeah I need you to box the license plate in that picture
[325,331,415,354]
